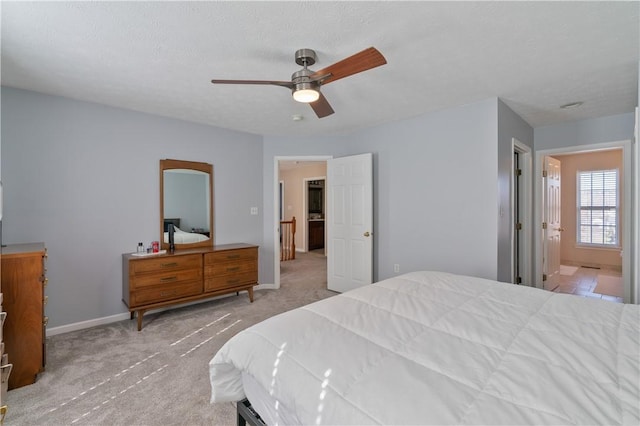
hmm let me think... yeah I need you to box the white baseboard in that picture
[255,283,276,290]
[47,312,131,336]
[46,286,275,336]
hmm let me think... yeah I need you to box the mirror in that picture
[160,159,213,250]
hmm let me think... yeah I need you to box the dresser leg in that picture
[0,405,7,425]
[247,287,254,303]
[130,311,134,320]
[137,310,145,331]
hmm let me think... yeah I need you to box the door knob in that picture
[363,231,371,237]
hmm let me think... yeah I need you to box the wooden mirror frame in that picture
[160,159,214,250]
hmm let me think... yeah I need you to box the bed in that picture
[209,271,639,425]
[162,225,209,244]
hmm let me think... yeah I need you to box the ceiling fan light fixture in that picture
[292,82,320,103]
[293,89,320,103]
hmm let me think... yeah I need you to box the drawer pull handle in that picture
[160,276,178,282]
[44,316,49,326]
[227,266,241,272]
[161,262,178,268]
[160,290,177,297]
[227,254,241,259]
[43,277,49,287]
[44,295,49,305]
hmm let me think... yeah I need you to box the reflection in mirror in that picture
[160,159,213,250]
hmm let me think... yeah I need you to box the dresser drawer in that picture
[131,268,202,290]
[130,254,202,275]
[205,271,258,292]
[131,280,202,306]
[205,260,256,276]
[205,248,257,265]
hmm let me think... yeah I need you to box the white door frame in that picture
[273,155,332,289]
[534,140,634,303]
[512,138,532,285]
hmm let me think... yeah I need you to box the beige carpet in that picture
[595,274,624,298]
[6,251,330,425]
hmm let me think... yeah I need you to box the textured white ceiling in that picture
[1,1,638,136]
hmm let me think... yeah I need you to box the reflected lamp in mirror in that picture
[160,159,214,250]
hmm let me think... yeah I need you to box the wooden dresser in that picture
[123,243,258,330]
[0,241,11,420]
[1,243,47,390]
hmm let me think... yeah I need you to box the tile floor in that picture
[554,265,623,303]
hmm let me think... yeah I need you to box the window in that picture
[577,169,618,246]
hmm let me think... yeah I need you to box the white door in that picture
[327,153,373,292]
[543,156,562,291]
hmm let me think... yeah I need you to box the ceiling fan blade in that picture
[309,92,334,118]
[310,47,386,85]
[211,79,293,89]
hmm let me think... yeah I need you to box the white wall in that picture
[1,87,264,328]
[263,98,501,284]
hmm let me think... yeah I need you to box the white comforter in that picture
[209,271,640,425]
[163,228,209,244]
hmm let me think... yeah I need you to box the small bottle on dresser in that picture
[137,242,144,253]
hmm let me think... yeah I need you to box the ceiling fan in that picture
[211,47,387,118]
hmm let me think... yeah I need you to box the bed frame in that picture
[236,399,265,426]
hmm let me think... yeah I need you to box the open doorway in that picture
[512,138,532,286]
[535,140,632,303]
[274,156,330,290]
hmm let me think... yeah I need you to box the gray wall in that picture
[497,100,534,283]
[2,85,636,331]
[535,113,635,149]
[637,61,640,305]
[1,87,264,328]
[263,98,502,285]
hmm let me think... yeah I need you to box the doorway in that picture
[274,156,331,290]
[512,138,532,286]
[534,140,633,303]
[273,153,374,292]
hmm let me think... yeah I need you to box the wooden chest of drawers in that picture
[127,253,202,306]
[205,246,258,293]
[0,243,11,418]
[1,243,47,390]
[123,244,258,330]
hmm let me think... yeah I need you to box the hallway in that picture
[280,249,329,292]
